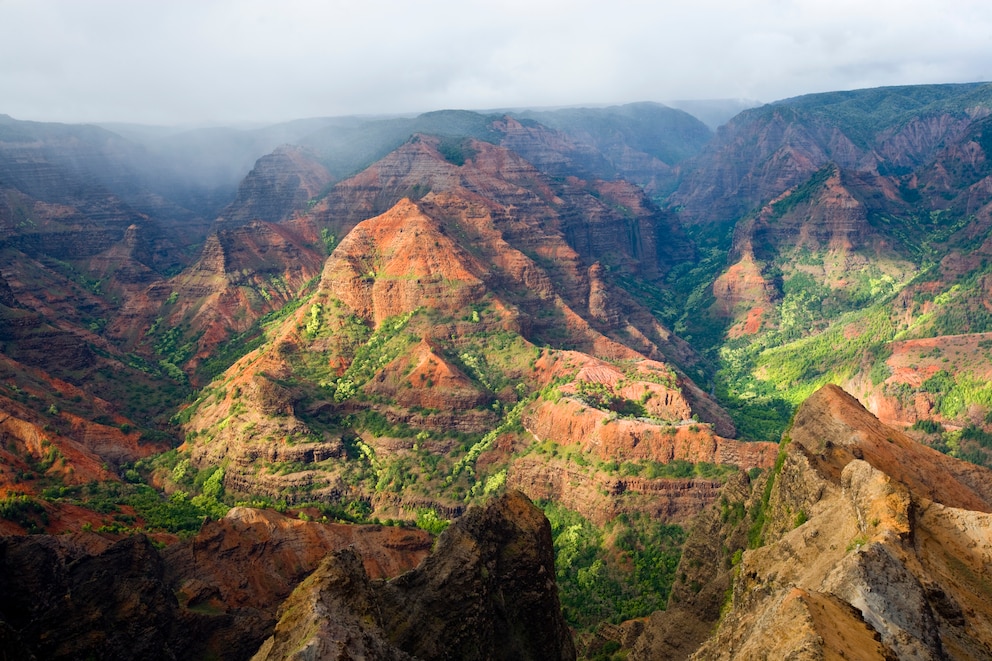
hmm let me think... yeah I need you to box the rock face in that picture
[323,197,489,326]
[164,507,432,660]
[670,85,990,225]
[790,384,992,510]
[309,133,689,345]
[0,352,170,503]
[257,134,699,373]
[251,548,415,661]
[8,88,992,661]
[861,331,992,428]
[0,534,184,660]
[681,385,992,660]
[507,455,728,526]
[134,216,326,372]
[0,507,432,661]
[522,397,773,468]
[254,491,576,661]
[707,164,916,340]
[218,145,333,226]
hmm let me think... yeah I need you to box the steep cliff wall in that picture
[689,385,992,660]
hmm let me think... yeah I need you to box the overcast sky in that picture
[2,0,992,126]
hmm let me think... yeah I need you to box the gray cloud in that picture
[2,0,991,125]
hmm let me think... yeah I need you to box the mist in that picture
[2,0,991,126]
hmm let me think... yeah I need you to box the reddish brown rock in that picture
[507,455,726,526]
[322,197,489,326]
[365,338,490,410]
[0,507,432,661]
[522,397,776,468]
[164,507,432,606]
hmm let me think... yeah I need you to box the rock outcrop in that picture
[322,197,489,326]
[164,507,432,659]
[682,385,992,660]
[789,384,992,510]
[251,548,415,661]
[0,533,184,660]
[522,397,774,468]
[507,455,728,526]
[254,491,576,661]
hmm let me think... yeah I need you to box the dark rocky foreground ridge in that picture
[0,491,573,660]
[254,490,575,661]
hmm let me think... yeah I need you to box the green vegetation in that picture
[711,300,901,441]
[911,419,945,434]
[41,475,227,535]
[888,371,992,421]
[774,82,992,149]
[912,262,992,336]
[658,222,734,359]
[415,508,450,534]
[437,137,477,166]
[748,436,790,549]
[917,422,992,469]
[447,399,527,487]
[597,458,739,482]
[320,228,338,255]
[767,165,835,220]
[314,498,373,524]
[574,380,646,418]
[304,303,323,338]
[327,308,419,401]
[0,495,48,533]
[541,502,685,630]
[164,277,317,384]
[152,324,196,365]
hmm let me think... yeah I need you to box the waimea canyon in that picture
[4,83,992,659]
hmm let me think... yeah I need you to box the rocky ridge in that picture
[253,491,576,661]
[0,505,431,660]
[176,142,748,523]
[622,384,992,660]
[217,145,333,227]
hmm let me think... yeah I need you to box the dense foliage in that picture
[541,501,685,629]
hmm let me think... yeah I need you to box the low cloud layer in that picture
[2,0,991,125]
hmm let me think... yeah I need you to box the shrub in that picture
[415,508,449,535]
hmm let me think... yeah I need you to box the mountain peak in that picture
[321,196,488,327]
[791,384,992,511]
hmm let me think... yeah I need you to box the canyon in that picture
[3,84,992,658]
